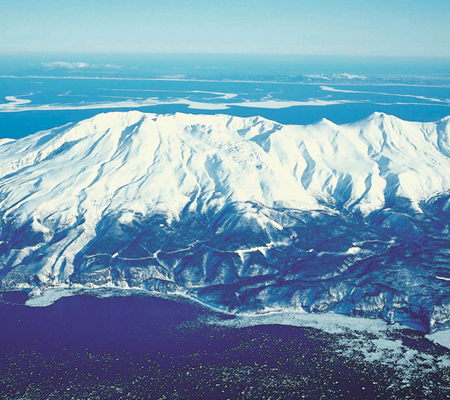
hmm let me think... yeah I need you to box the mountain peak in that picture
[367,111,397,122]
[2,111,450,218]
[2,111,450,331]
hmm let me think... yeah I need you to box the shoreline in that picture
[2,286,449,350]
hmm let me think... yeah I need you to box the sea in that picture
[1,54,450,399]
[2,54,450,139]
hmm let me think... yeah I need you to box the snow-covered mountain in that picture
[1,111,450,332]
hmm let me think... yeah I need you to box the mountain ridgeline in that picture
[1,111,450,332]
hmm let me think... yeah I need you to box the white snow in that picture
[212,310,450,384]
[426,329,450,349]
[0,138,14,146]
[234,99,358,109]
[346,247,361,255]
[0,95,363,113]
[321,85,448,103]
[0,95,32,111]
[213,310,395,335]
[26,286,74,307]
[306,73,367,80]
[2,111,450,289]
[99,88,238,100]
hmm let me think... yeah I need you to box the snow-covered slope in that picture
[1,111,450,332]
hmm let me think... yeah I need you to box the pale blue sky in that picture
[1,0,450,56]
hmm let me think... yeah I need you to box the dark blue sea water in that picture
[0,293,447,399]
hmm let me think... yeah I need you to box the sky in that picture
[1,0,450,57]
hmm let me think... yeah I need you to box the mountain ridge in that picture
[1,111,450,332]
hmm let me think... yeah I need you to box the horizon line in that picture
[1,51,450,60]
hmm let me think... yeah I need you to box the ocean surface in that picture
[0,293,449,399]
[1,54,450,139]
